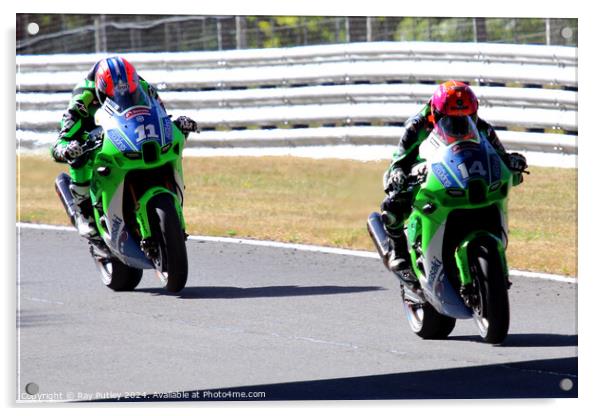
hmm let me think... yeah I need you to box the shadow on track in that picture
[96,356,576,401]
[447,333,578,348]
[136,285,385,299]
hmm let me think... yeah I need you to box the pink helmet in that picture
[430,80,479,120]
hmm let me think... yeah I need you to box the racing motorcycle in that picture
[367,115,526,344]
[55,88,188,293]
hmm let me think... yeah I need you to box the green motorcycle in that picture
[368,115,526,344]
[55,89,188,293]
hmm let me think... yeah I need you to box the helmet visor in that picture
[106,83,150,112]
[434,115,479,144]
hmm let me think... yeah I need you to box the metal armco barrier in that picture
[16,41,578,153]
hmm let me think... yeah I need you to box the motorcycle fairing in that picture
[99,182,153,269]
[96,97,172,153]
[440,137,502,189]
[410,123,509,319]
[412,220,473,319]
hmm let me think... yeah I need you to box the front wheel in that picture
[471,240,510,344]
[401,286,456,339]
[148,194,188,293]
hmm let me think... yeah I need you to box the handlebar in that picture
[82,137,103,153]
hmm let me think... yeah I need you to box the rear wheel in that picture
[401,286,456,339]
[148,194,188,293]
[471,240,510,344]
[95,256,143,291]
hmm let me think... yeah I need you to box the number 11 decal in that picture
[134,124,159,142]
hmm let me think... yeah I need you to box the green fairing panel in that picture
[135,187,184,239]
[89,123,186,238]
[454,231,509,286]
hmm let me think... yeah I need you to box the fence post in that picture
[236,16,247,49]
[94,15,107,53]
[301,16,307,45]
[366,17,373,42]
[94,17,100,53]
[345,17,350,43]
[130,15,142,52]
[164,21,170,51]
[217,18,223,50]
[473,17,487,42]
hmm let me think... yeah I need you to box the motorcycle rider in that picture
[381,80,527,284]
[50,56,198,239]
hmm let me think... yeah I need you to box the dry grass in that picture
[506,167,577,276]
[17,154,577,276]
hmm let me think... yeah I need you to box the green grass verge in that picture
[17,154,577,276]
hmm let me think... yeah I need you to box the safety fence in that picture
[16,41,578,153]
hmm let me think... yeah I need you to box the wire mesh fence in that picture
[16,14,577,55]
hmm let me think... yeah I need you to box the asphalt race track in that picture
[17,227,577,401]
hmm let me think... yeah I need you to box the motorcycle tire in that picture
[96,256,143,291]
[148,193,188,293]
[401,286,456,339]
[471,239,510,344]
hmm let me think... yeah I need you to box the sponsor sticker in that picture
[107,129,128,151]
[432,163,453,188]
[125,108,151,119]
[451,142,480,154]
[428,257,443,283]
[162,117,173,142]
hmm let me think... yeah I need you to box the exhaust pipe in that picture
[367,212,391,268]
[54,173,77,227]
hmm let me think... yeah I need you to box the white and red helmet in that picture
[94,56,140,104]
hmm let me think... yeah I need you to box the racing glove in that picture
[174,116,198,136]
[59,136,103,167]
[60,140,84,163]
[385,169,407,194]
[507,152,528,172]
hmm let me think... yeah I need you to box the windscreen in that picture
[434,115,479,145]
[106,84,150,113]
[100,93,172,153]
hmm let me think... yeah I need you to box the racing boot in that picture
[69,183,99,240]
[381,210,418,288]
[385,229,418,290]
[381,210,411,272]
[388,234,410,273]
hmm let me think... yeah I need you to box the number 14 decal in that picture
[457,161,486,179]
[134,124,159,142]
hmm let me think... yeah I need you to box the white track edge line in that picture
[16,222,577,283]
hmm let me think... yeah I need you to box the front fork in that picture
[454,231,510,308]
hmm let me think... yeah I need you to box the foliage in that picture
[17,14,577,54]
